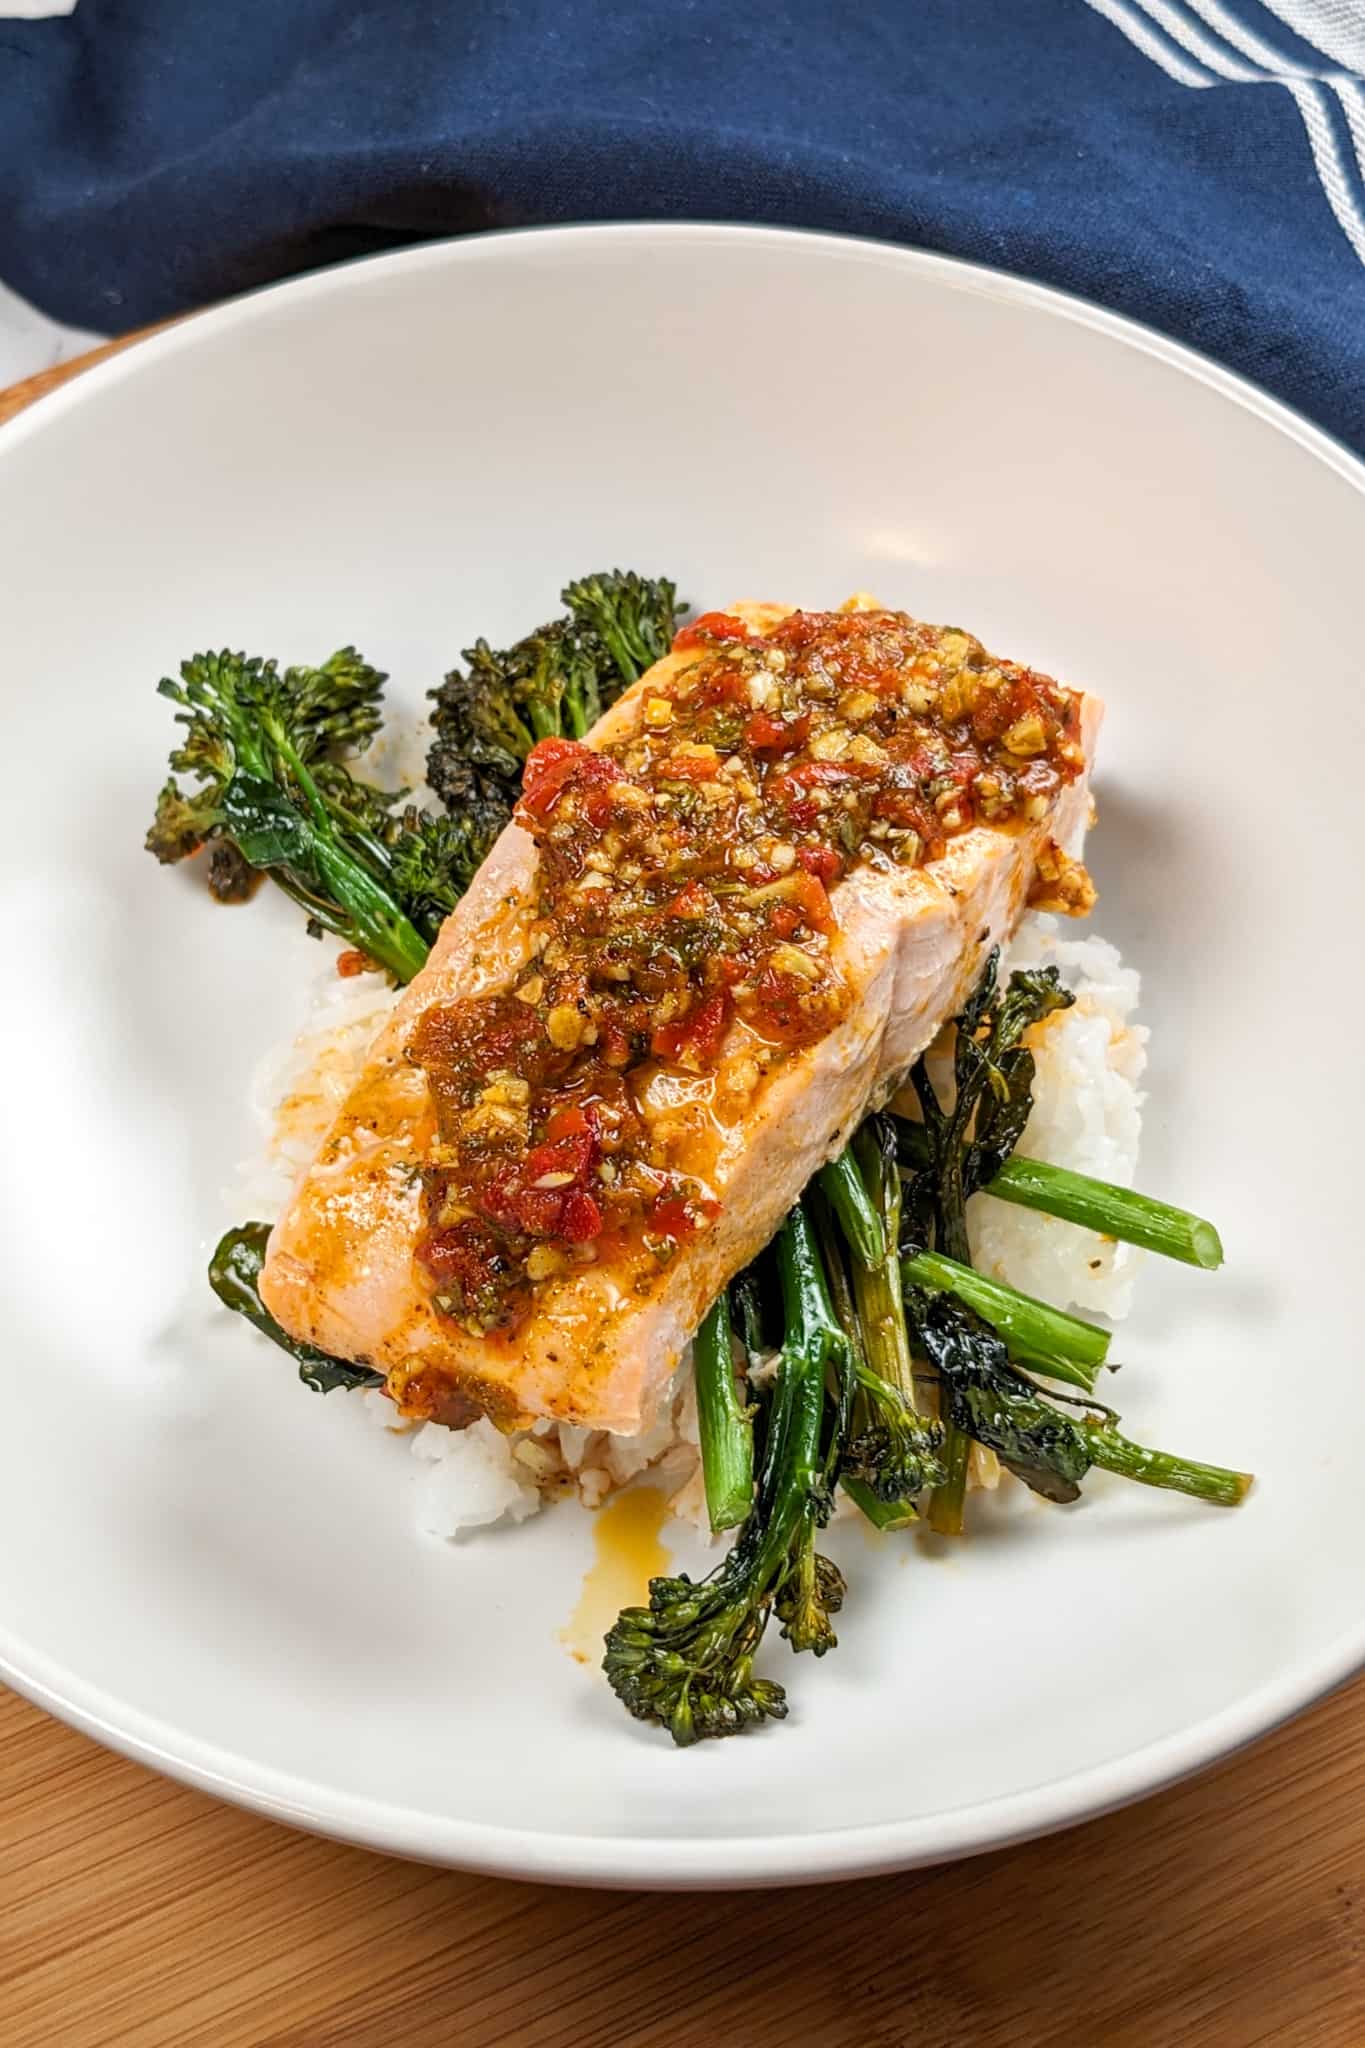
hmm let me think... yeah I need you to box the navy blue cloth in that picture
[2,0,1363,450]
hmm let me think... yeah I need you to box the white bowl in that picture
[1,225,1361,1887]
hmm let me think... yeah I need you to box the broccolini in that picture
[426,570,682,823]
[604,1205,849,1745]
[146,645,487,980]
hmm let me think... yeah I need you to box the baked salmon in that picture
[260,599,1100,1434]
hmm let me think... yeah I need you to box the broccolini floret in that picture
[561,569,681,684]
[383,805,502,942]
[842,1384,945,1506]
[145,643,505,980]
[604,1205,849,1745]
[426,570,683,819]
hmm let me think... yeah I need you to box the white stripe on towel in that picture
[1234,0,1365,72]
[1080,0,1219,84]
[1082,0,1365,265]
[1180,0,1365,196]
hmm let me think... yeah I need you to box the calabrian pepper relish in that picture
[410,607,1088,1334]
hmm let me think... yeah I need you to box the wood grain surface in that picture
[3,339,1364,2048]
[0,325,175,426]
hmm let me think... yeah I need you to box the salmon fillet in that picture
[260,602,1101,1434]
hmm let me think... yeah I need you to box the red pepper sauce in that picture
[410,608,1088,1334]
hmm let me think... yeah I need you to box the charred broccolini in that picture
[147,573,680,975]
[607,952,1246,1746]
[425,570,682,826]
[807,1178,944,1528]
[604,1205,850,1745]
[901,952,1075,1263]
[146,646,486,981]
[911,1288,1250,1508]
[209,1223,384,1395]
[901,953,1080,1531]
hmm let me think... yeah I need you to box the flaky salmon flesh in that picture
[261,600,1101,1435]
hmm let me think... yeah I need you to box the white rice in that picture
[234,912,1146,1538]
[967,917,1147,1319]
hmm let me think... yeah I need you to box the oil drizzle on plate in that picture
[561,1485,671,1666]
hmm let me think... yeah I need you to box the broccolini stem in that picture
[527,698,563,742]
[849,1124,918,1409]
[261,721,433,984]
[810,1187,942,1526]
[694,1292,755,1532]
[745,1206,846,1585]
[817,1146,885,1268]
[602,1207,840,1745]
[809,1194,895,1533]
[985,1160,1224,1270]
[896,1123,1223,1270]
[902,1250,1110,1387]
[227,732,429,984]
[1006,1346,1107,1395]
[774,1207,858,1587]
[308,855,431,984]
[926,1428,972,1536]
[266,868,430,985]
[842,1476,919,1532]
[1085,1427,1252,1506]
[730,1266,768,1363]
[808,1194,864,1364]
[777,1201,847,1375]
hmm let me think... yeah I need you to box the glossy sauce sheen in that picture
[260,600,1101,1434]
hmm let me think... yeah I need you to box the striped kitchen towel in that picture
[1,0,1361,449]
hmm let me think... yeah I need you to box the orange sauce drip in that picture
[560,1485,671,1667]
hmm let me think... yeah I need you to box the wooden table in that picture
[3,343,1364,2048]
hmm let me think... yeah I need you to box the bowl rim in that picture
[3,219,1362,1888]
